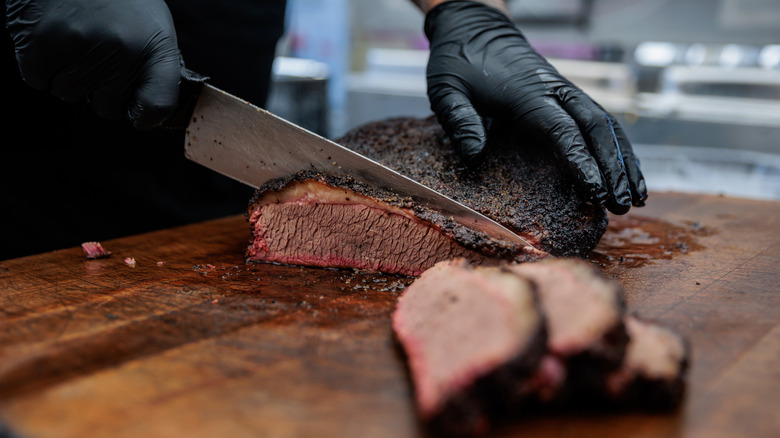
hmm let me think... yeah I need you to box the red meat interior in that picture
[247,181,489,276]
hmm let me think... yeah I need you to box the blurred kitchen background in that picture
[266,0,780,200]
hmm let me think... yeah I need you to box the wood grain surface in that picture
[1,192,778,438]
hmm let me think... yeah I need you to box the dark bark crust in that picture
[335,116,608,258]
[426,321,548,438]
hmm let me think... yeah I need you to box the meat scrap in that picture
[392,258,690,437]
[81,241,112,259]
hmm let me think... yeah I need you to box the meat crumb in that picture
[124,257,137,267]
[81,241,111,259]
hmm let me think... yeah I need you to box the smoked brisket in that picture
[391,259,547,437]
[392,259,690,436]
[509,259,629,403]
[602,314,690,410]
[246,173,543,277]
[246,117,607,275]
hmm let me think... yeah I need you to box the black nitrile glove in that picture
[425,0,647,214]
[6,0,182,129]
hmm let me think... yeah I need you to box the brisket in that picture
[247,174,543,277]
[392,259,690,436]
[391,259,547,437]
[246,117,607,275]
[602,315,690,409]
[509,259,629,402]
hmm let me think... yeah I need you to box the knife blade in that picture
[177,75,535,250]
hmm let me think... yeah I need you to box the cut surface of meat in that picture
[509,259,626,359]
[338,117,608,258]
[392,258,690,436]
[507,259,629,403]
[247,173,543,277]
[392,259,546,436]
[604,315,690,409]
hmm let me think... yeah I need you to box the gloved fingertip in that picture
[618,192,632,207]
[130,52,181,130]
[637,179,648,202]
[129,100,176,130]
[628,177,648,207]
[607,201,631,215]
[457,136,486,161]
[603,185,631,214]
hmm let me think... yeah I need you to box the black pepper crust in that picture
[335,116,608,257]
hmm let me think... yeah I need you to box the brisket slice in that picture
[336,116,608,258]
[392,259,547,437]
[602,314,691,410]
[393,259,690,436]
[247,172,544,277]
[508,259,629,402]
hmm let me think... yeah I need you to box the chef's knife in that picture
[169,69,536,250]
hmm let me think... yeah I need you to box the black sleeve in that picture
[0,0,287,260]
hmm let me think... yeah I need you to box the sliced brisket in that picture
[509,259,629,402]
[392,259,547,437]
[392,259,690,436]
[603,315,690,410]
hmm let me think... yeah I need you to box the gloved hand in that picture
[6,0,182,129]
[424,0,647,214]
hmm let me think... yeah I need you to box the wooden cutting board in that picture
[1,192,778,438]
